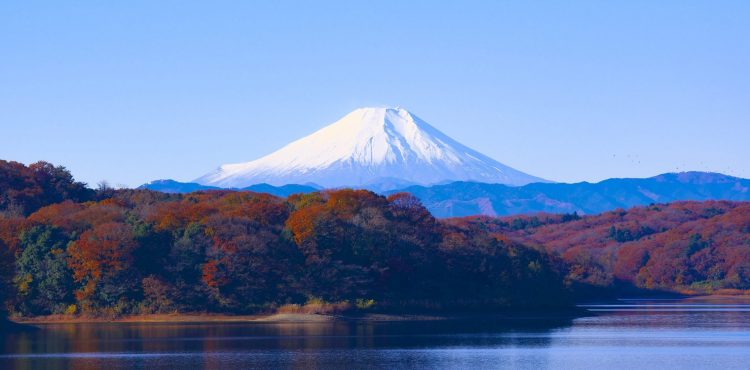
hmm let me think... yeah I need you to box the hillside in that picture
[449,201,750,294]
[0,161,568,318]
[3,160,750,322]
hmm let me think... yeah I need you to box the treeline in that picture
[0,160,95,217]
[451,202,750,294]
[4,160,748,319]
[0,161,567,317]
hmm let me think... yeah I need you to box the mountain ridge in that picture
[392,171,750,217]
[139,179,319,197]
[142,171,750,217]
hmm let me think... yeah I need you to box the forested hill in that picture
[450,201,750,295]
[0,161,568,318]
[2,160,749,321]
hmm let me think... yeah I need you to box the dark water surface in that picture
[2,298,750,369]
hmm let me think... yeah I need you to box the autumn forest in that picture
[1,160,749,320]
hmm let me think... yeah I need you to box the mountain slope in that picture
[448,200,750,293]
[195,107,546,189]
[391,172,750,217]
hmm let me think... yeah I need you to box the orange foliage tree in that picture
[67,222,138,312]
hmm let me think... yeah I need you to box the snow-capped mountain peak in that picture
[195,107,546,189]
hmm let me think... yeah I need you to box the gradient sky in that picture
[1,1,748,187]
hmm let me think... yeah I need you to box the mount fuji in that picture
[194,107,547,190]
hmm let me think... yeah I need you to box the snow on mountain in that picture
[195,107,547,189]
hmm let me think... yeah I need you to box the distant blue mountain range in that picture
[141,172,750,217]
[139,179,319,198]
[386,172,750,217]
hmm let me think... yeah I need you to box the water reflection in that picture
[2,316,571,370]
[2,299,750,369]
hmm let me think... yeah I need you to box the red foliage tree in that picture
[67,222,138,310]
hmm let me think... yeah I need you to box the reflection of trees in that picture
[1,318,572,369]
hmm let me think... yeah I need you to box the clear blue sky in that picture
[2,1,748,187]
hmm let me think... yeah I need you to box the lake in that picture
[2,298,750,369]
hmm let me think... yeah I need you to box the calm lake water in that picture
[2,298,750,370]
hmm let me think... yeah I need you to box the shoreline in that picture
[13,294,746,325]
[12,309,585,325]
